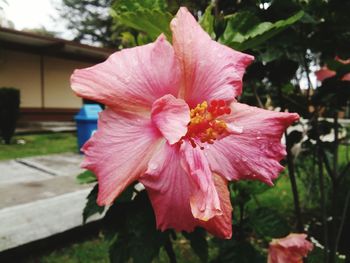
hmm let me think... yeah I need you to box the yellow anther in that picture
[181,100,231,149]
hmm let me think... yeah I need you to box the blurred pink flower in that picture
[316,56,350,82]
[268,233,314,263]
[70,7,299,238]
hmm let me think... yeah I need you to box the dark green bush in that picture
[0,87,20,144]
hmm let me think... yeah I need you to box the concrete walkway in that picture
[0,153,98,252]
[16,121,76,134]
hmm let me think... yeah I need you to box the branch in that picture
[285,131,304,232]
[335,189,350,254]
[317,146,328,263]
[164,234,177,263]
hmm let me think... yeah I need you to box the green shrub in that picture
[0,87,20,144]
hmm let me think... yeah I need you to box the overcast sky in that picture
[2,0,73,39]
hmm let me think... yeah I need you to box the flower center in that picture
[181,99,231,149]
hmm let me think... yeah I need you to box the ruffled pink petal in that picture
[170,7,254,107]
[199,174,233,239]
[206,103,299,185]
[140,142,197,232]
[268,233,314,263]
[140,142,233,237]
[81,108,161,205]
[71,35,181,112]
[182,143,222,221]
[151,94,190,144]
[315,67,336,81]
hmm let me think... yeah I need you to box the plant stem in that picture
[285,132,304,232]
[329,113,339,263]
[335,189,350,256]
[252,84,264,108]
[317,145,328,263]
[164,234,177,263]
[333,113,339,181]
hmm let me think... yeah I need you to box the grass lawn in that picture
[0,133,78,160]
[26,234,204,263]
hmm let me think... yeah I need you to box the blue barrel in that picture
[74,104,102,152]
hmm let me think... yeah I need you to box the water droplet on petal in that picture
[256,131,262,139]
[149,163,158,171]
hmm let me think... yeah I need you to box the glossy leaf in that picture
[110,0,172,41]
[110,9,172,41]
[112,0,167,12]
[212,238,265,263]
[248,207,290,240]
[199,4,215,39]
[183,228,208,263]
[83,184,104,224]
[106,191,168,263]
[220,11,304,51]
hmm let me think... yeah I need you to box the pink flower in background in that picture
[70,7,299,238]
[316,56,350,82]
[268,233,314,263]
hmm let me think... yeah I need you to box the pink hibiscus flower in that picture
[316,56,350,82]
[70,7,299,239]
[268,233,314,263]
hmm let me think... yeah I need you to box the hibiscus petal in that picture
[199,174,233,239]
[170,7,254,107]
[141,143,233,237]
[151,94,190,144]
[342,72,350,81]
[81,108,161,205]
[182,143,222,221]
[140,142,197,232]
[315,67,336,81]
[206,103,299,185]
[71,35,181,112]
[268,233,314,263]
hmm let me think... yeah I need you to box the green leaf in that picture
[109,235,130,263]
[220,10,304,51]
[183,228,208,263]
[112,0,168,12]
[120,31,137,47]
[212,238,265,263]
[110,9,173,41]
[116,184,134,203]
[83,184,104,224]
[235,180,272,196]
[199,4,215,39]
[248,207,290,240]
[308,246,346,263]
[106,191,167,263]
[77,170,97,184]
[110,0,172,41]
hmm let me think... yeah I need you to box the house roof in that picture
[0,27,115,63]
